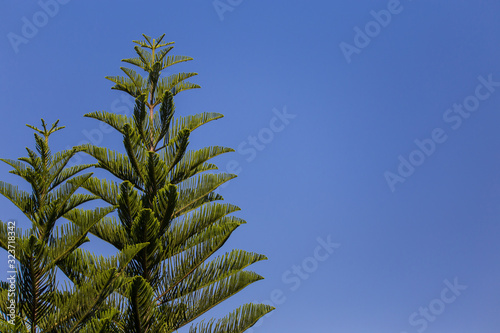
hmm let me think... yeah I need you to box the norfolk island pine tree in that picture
[78,34,274,332]
[0,120,146,332]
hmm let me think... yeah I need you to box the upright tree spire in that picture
[0,120,144,332]
[82,34,274,332]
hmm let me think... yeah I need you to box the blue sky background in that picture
[1,1,500,332]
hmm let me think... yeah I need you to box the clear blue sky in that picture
[1,1,500,332]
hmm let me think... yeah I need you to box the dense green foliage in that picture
[0,120,144,332]
[0,34,273,332]
[80,34,273,332]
